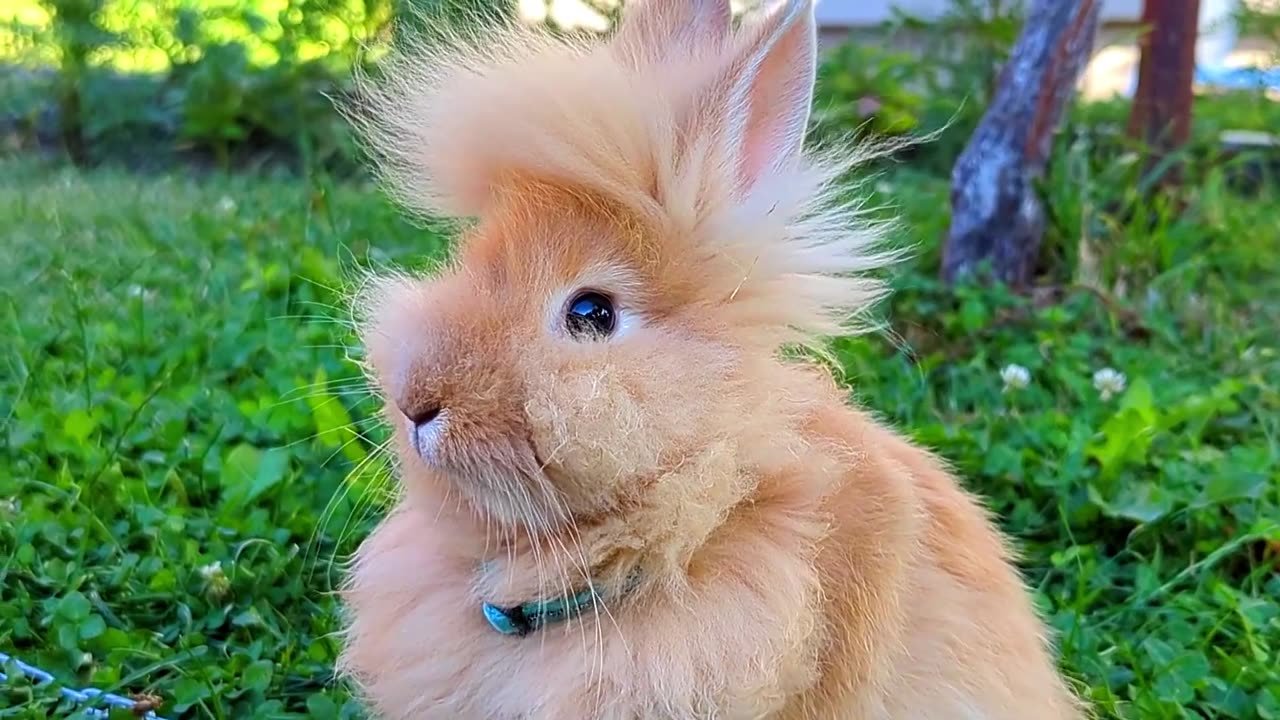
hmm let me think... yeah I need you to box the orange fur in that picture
[338,1,1087,717]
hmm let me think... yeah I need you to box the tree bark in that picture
[941,0,1103,288]
[1127,0,1201,188]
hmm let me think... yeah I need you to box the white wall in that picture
[813,0,1145,26]
[814,0,1246,72]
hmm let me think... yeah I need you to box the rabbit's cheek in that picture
[524,367,661,514]
[522,341,738,516]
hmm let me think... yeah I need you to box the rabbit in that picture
[336,0,1088,718]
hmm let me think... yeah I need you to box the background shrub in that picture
[0,0,520,170]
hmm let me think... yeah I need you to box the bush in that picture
[0,0,519,170]
[811,0,1022,174]
[0,0,1039,174]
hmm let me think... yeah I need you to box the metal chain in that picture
[0,651,170,719]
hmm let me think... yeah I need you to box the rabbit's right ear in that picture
[611,0,732,65]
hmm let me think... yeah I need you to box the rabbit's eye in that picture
[565,291,616,339]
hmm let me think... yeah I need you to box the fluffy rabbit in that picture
[337,0,1086,717]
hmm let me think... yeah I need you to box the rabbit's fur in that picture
[337,0,1086,717]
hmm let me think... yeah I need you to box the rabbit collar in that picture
[481,572,642,637]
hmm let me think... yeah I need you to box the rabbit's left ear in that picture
[611,0,732,65]
[723,0,818,190]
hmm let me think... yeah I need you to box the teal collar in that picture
[481,573,641,637]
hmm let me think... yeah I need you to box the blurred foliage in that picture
[1036,89,1280,294]
[1237,0,1280,52]
[2,0,1277,178]
[0,0,518,170]
[811,0,1023,174]
[813,42,926,138]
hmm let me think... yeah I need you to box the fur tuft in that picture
[345,2,902,346]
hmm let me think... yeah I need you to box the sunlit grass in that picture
[1,148,1277,718]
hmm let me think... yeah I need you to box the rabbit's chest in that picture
[343,517,824,719]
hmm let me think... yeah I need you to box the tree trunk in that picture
[941,0,1103,288]
[1127,0,1201,188]
[59,75,86,167]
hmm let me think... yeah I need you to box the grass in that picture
[0,149,1277,719]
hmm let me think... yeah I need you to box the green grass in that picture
[0,153,1277,719]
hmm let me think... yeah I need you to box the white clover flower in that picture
[1093,367,1127,400]
[126,284,156,302]
[1000,364,1031,392]
[216,196,237,214]
[1242,346,1273,362]
[1145,286,1163,311]
[0,497,18,515]
[200,561,231,598]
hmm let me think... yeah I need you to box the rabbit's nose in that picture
[402,404,447,463]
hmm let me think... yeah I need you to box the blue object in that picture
[0,651,169,719]
[482,572,642,637]
[1195,64,1280,92]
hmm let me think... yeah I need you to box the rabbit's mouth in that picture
[410,429,580,536]
[464,463,568,535]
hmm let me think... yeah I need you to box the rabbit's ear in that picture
[611,0,731,64]
[724,0,817,190]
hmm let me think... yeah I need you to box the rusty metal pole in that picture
[1127,0,1202,186]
